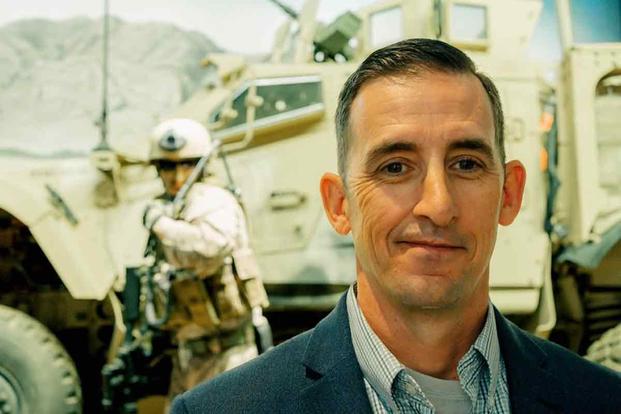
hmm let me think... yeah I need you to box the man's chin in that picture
[165,188,180,197]
[395,293,462,311]
[386,276,464,311]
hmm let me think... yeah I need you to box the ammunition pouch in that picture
[232,247,269,309]
[167,259,252,336]
[215,258,250,330]
[169,277,221,335]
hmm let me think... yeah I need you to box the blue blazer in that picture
[171,294,621,413]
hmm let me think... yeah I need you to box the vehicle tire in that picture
[0,304,82,414]
[585,322,621,372]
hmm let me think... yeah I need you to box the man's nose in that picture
[411,165,458,227]
[174,167,185,185]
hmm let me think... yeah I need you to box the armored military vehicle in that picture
[552,0,621,370]
[0,0,620,412]
[181,0,621,352]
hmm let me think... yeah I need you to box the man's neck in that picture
[356,274,489,380]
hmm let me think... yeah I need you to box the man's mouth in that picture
[396,238,465,251]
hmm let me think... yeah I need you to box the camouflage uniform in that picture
[148,182,269,398]
[143,119,269,401]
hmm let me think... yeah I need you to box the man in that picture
[143,118,270,399]
[170,40,621,414]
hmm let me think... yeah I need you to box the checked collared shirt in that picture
[346,286,511,413]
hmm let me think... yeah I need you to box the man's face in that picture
[323,71,524,312]
[156,159,197,196]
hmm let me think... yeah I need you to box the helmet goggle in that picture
[154,158,201,172]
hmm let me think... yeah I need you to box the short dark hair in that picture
[335,38,505,180]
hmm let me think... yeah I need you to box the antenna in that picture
[91,0,118,171]
[267,0,298,20]
[91,0,118,172]
[98,0,111,150]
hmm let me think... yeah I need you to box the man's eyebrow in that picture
[364,141,417,170]
[448,138,495,161]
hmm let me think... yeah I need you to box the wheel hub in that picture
[0,368,21,414]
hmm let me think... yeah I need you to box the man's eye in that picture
[455,158,482,171]
[382,162,406,174]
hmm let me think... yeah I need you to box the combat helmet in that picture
[148,118,213,162]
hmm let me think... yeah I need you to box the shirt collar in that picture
[346,286,404,411]
[346,284,502,410]
[459,299,501,407]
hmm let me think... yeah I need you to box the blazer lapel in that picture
[495,308,567,413]
[299,294,373,414]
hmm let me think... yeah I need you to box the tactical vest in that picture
[165,246,269,340]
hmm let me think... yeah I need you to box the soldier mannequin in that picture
[142,118,270,402]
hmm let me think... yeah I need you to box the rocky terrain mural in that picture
[0,17,220,158]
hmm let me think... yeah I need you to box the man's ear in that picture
[499,160,527,226]
[320,173,351,235]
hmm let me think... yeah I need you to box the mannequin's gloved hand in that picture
[143,200,174,231]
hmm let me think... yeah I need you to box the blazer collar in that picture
[300,293,373,414]
[494,307,567,413]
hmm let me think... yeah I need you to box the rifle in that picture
[101,267,171,413]
[171,139,222,217]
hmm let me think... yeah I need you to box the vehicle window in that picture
[595,73,621,192]
[449,3,488,44]
[369,6,403,48]
[254,77,322,120]
[212,76,323,138]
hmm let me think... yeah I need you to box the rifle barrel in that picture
[172,140,221,213]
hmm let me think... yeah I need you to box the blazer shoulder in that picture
[171,328,315,414]
[531,333,621,385]
[497,313,621,412]
[508,324,621,406]
[498,309,621,390]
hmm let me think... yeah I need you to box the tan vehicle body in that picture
[175,0,555,334]
[0,156,161,296]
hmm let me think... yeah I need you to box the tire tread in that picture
[0,304,82,413]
